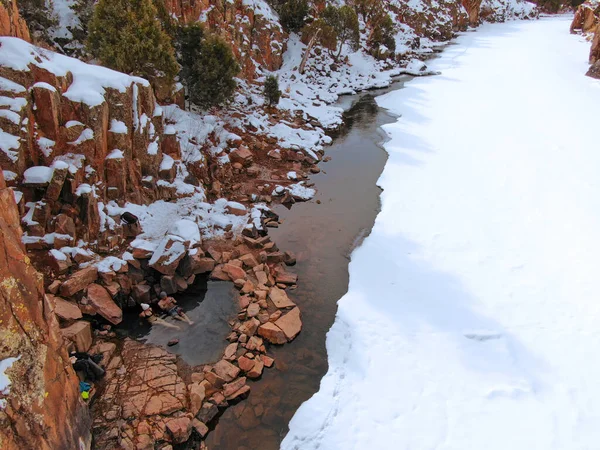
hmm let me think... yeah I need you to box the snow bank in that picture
[283,17,600,450]
[0,37,148,107]
[23,166,53,184]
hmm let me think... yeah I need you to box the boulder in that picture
[239,253,259,268]
[59,266,98,297]
[180,253,215,276]
[149,236,187,276]
[196,402,219,423]
[268,286,296,309]
[275,269,297,285]
[61,320,92,352]
[86,283,123,325]
[191,419,209,438]
[274,307,302,341]
[257,322,286,345]
[165,417,192,444]
[132,283,151,303]
[188,383,205,416]
[205,371,226,389]
[160,275,178,295]
[222,377,247,398]
[209,265,230,281]
[229,146,253,166]
[49,294,82,321]
[222,263,246,281]
[213,360,240,382]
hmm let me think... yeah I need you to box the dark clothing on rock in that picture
[71,353,105,382]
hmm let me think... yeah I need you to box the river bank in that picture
[203,80,413,449]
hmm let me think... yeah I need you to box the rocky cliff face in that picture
[164,0,286,79]
[391,0,469,41]
[0,36,195,251]
[0,0,29,42]
[0,168,91,450]
[570,0,600,78]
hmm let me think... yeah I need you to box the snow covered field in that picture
[282,16,600,450]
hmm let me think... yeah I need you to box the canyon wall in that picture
[0,0,29,42]
[164,0,287,79]
[0,169,92,450]
[570,0,600,78]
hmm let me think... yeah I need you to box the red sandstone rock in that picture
[257,322,287,345]
[275,269,297,285]
[247,303,260,318]
[222,376,247,398]
[188,383,206,416]
[238,318,260,336]
[205,371,226,388]
[86,283,122,325]
[230,146,253,166]
[213,359,241,382]
[261,355,274,368]
[165,417,192,444]
[247,360,264,379]
[274,307,302,341]
[0,168,89,450]
[149,236,187,276]
[209,265,230,281]
[223,263,246,281]
[224,342,238,360]
[48,294,82,321]
[132,284,152,303]
[192,419,209,438]
[61,320,92,352]
[59,266,98,297]
[237,356,255,372]
[268,286,296,309]
[239,253,259,268]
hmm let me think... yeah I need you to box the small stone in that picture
[237,356,254,372]
[261,355,274,367]
[247,360,264,379]
[192,419,209,438]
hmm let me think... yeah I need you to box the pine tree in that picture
[322,5,360,60]
[87,0,178,85]
[264,75,281,107]
[279,0,309,33]
[188,35,240,109]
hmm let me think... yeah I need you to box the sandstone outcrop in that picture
[164,0,286,79]
[0,0,30,42]
[0,170,91,450]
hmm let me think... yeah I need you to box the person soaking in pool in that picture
[158,292,194,325]
[139,303,180,329]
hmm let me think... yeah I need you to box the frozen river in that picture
[282,16,600,450]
